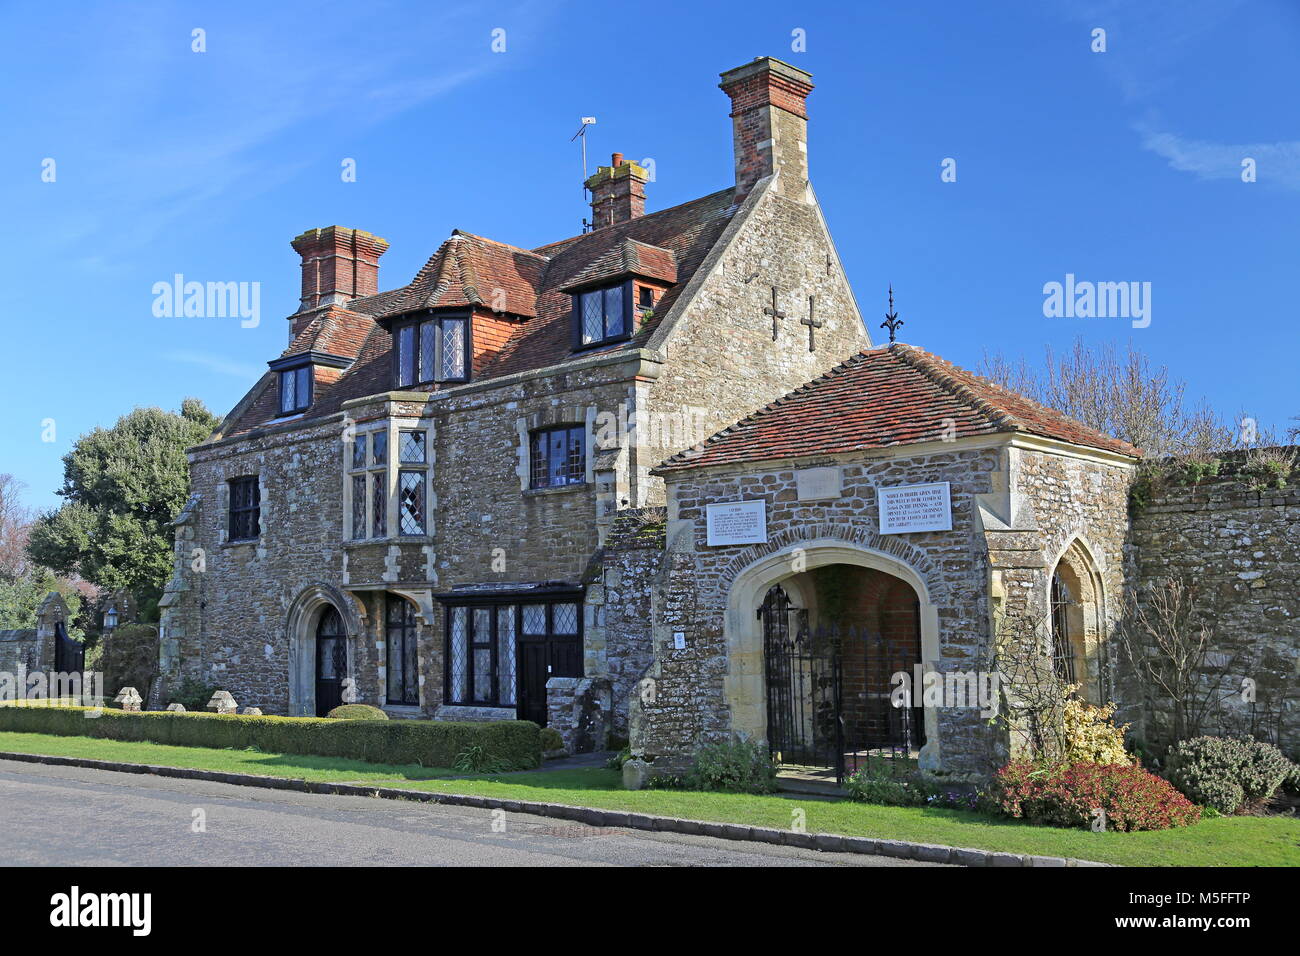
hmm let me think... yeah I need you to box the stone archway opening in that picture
[724,540,942,777]
[287,585,362,717]
[1049,540,1106,703]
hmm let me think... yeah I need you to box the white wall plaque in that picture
[705,499,767,546]
[796,466,841,501]
[879,481,952,534]
[672,631,686,650]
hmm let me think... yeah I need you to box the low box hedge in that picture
[0,702,541,770]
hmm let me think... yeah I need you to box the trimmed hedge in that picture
[325,704,389,721]
[0,703,541,770]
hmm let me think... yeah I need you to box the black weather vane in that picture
[880,284,903,343]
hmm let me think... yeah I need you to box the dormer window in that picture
[278,365,312,416]
[394,313,469,388]
[572,282,631,348]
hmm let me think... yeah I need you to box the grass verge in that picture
[1,731,1296,866]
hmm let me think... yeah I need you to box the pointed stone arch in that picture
[1047,536,1108,702]
[286,584,365,716]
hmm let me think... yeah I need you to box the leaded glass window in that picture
[385,594,419,706]
[371,471,387,537]
[398,470,426,535]
[496,606,516,706]
[371,429,387,466]
[392,314,470,387]
[399,430,426,464]
[575,282,630,347]
[279,365,311,415]
[351,475,366,540]
[553,602,578,635]
[449,607,468,704]
[228,476,260,541]
[529,426,585,489]
[351,433,367,471]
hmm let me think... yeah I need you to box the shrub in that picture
[538,727,564,751]
[325,704,388,720]
[844,765,927,806]
[1061,694,1132,765]
[991,759,1200,831]
[0,702,541,770]
[168,677,218,713]
[1165,736,1297,814]
[606,746,632,771]
[684,737,777,793]
[101,624,159,700]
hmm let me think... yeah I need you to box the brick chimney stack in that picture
[290,226,390,315]
[584,153,649,229]
[719,57,814,202]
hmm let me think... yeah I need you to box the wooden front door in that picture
[516,600,582,727]
[315,607,347,717]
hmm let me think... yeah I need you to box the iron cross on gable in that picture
[800,294,824,351]
[763,286,786,341]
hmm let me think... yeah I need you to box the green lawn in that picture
[2,731,1297,867]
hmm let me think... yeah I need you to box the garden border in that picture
[0,750,1112,867]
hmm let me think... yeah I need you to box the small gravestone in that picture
[206,690,238,715]
[114,687,143,712]
[240,706,262,716]
[166,702,186,712]
[622,758,653,791]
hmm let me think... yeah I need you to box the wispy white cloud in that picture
[1135,123,1300,189]
[161,350,263,380]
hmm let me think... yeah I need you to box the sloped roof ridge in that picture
[451,229,552,261]
[888,343,1022,432]
[531,186,736,254]
[660,350,874,466]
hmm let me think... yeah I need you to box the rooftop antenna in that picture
[880,284,904,343]
[571,116,597,232]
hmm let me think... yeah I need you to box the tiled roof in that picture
[560,238,678,291]
[382,231,548,318]
[656,343,1141,472]
[219,188,738,438]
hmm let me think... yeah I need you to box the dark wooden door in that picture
[516,600,582,727]
[315,607,347,717]
[518,641,549,726]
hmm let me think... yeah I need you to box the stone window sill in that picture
[523,483,588,499]
[342,536,434,549]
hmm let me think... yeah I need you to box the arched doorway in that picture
[1048,539,1106,702]
[286,585,363,717]
[315,606,347,716]
[736,541,940,778]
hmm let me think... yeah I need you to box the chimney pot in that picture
[584,153,649,229]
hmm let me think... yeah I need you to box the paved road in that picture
[0,760,942,867]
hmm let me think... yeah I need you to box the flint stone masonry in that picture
[638,439,1134,775]
[164,171,870,727]
[1127,465,1300,756]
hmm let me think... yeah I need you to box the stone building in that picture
[162,56,1297,773]
[162,57,870,734]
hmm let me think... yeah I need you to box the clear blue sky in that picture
[2,0,1296,510]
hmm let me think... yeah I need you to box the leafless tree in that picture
[0,474,34,580]
[1116,576,1244,753]
[984,609,1073,761]
[980,339,1231,456]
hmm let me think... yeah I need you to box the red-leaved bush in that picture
[991,759,1201,832]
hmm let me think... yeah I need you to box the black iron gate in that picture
[760,586,925,784]
[760,586,843,777]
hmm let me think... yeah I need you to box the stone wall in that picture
[636,439,1136,775]
[1128,463,1300,757]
